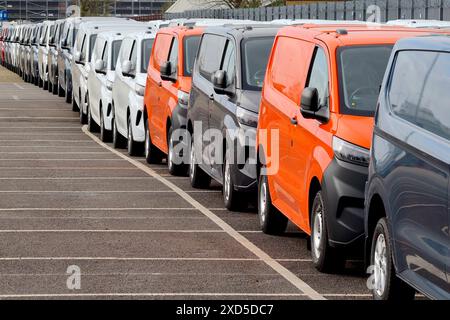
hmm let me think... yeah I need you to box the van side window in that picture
[307,47,329,109]
[130,40,137,73]
[102,41,108,65]
[168,37,178,77]
[152,33,172,70]
[80,35,87,60]
[270,37,312,104]
[197,34,227,81]
[389,50,450,140]
[221,40,235,86]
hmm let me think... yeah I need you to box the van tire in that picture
[144,118,163,164]
[127,117,143,156]
[87,102,99,133]
[189,138,211,189]
[71,92,78,111]
[258,174,288,235]
[112,117,126,149]
[80,93,88,124]
[223,150,243,211]
[371,218,416,300]
[167,126,186,176]
[100,110,112,143]
[311,191,345,273]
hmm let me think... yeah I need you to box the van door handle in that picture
[290,117,298,125]
[209,94,214,101]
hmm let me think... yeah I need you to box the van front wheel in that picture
[371,218,416,300]
[310,191,345,273]
[258,174,287,235]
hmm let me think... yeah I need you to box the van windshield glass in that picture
[338,45,392,116]
[111,40,122,71]
[141,38,154,73]
[183,35,201,76]
[242,37,275,91]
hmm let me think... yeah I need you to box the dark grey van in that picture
[365,36,450,300]
[187,25,279,210]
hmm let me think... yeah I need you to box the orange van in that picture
[256,24,447,272]
[143,26,202,175]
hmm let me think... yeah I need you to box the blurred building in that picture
[0,0,174,22]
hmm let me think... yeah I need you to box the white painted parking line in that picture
[0,152,110,154]
[0,256,313,262]
[0,177,154,180]
[0,167,137,170]
[0,140,90,142]
[83,126,325,300]
[0,190,221,194]
[0,127,81,129]
[0,208,204,212]
[13,83,24,90]
[0,293,307,298]
[0,159,125,161]
[0,117,78,120]
[0,257,261,261]
[0,229,225,233]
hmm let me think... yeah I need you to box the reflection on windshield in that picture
[339,45,392,116]
[242,37,275,91]
[141,38,154,73]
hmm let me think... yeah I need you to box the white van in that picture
[86,28,152,142]
[38,20,55,90]
[111,31,156,155]
[71,19,145,123]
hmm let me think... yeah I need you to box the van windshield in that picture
[141,38,154,73]
[183,35,201,76]
[111,40,122,71]
[338,45,393,116]
[242,36,275,91]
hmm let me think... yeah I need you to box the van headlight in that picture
[333,136,370,167]
[106,79,113,91]
[236,106,258,128]
[135,84,145,96]
[177,90,189,108]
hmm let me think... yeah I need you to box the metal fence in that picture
[164,0,450,22]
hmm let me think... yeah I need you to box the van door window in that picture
[389,50,450,140]
[167,37,178,77]
[221,40,235,87]
[307,47,329,110]
[198,34,227,82]
[111,40,122,71]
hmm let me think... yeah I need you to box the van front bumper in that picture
[321,157,367,252]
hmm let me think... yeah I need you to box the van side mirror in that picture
[160,61,176,82]
[74,51,83,65]
[122,60,134,78]
[213,70,233,96]
[95,59,106,74]
[300,87,328,122]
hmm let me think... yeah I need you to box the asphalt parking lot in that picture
[0,65,370,300]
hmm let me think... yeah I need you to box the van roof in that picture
[394,34,450,52]
[205,24,283,39]
[281,24,450,47]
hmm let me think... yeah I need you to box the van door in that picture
[387,50,450,296]
[290,46,328,230]
[114,38,133,136]
[147,33,172,147]
[191,34,227,173]
[157,36,179,153]
[264,36,314,222]
[90,38,107,123]
[209,38,235,181]
[73,32,85,106]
